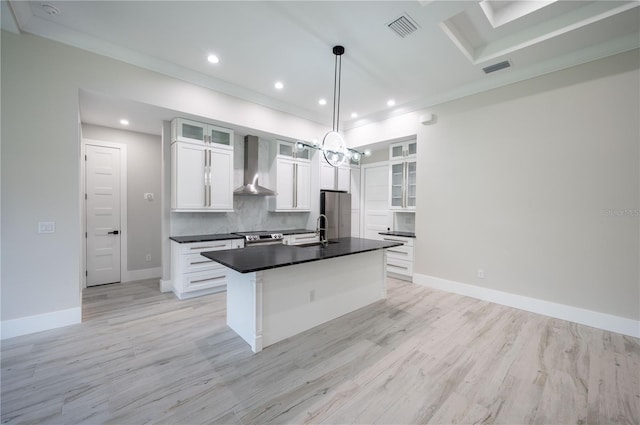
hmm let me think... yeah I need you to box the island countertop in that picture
[201,237,403,273]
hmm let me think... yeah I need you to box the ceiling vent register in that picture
[482,60,511,74]
[387,14,420,38]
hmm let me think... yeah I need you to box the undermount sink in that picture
[295,240,339,248]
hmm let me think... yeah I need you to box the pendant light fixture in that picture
[322,45,348,168]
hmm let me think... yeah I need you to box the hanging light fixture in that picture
[322,45,348,167]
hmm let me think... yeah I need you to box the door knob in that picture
[108,230,120,235]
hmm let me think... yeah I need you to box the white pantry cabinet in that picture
[171,119,234,212]
[269,142,311,212]
[171,239,244,299]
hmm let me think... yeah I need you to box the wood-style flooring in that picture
[1,278,638,424]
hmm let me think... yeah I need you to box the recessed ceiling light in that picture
[119,119,129,126]
[207,54,219,64]
[387,99,396,107]
[274,81,284,90]
[350,112,358,118]
[318,98,327,105]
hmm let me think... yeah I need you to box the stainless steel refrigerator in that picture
[320,190,351,240]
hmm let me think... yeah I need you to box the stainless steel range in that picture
[234,231,284,246]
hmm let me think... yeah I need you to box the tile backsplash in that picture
[170,196,310,236]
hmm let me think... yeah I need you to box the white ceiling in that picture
[3,1,639,136]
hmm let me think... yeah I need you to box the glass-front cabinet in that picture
[389,140,416,211]
[172,118,233,147]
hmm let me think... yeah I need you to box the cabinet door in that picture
[209,147,234,210]
[406,160,417,209]
[275,158,295,210]
[337,166,351,192]
[320,161,335,190]
[390,162,404,209]
[390,143,405,159]
[208,124,233,147]
[350,166,361,210]
[173,143,206,210]
[295,161,311,210]
[174,118,208,145]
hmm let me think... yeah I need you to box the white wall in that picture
[350,49,640,330]
[82,124,162,273]
[1,30,327,333]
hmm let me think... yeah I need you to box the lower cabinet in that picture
[282,232,319,245]
[381,235,414,281]
[171,239,243,299]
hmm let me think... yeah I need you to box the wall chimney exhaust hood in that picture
[233,135,277,196]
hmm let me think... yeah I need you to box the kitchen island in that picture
[202,237,402,352]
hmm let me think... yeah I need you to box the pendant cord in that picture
[336,54,341,133]
[332,53,338,132]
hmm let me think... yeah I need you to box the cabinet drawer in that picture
[182,269,227,292]
[386,258,413,276]
[286,233,319,245]
[386,245,414,261]
[179,240,236,254]
[381,236,414,247]
[181,253,225,273]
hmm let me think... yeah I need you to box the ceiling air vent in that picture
[387,14,420,38]
[483,60,511,74]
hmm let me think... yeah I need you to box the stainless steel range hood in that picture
[233,135,277,196]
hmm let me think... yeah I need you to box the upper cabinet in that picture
[389,140,417,160]
[389,141,417,211]
[269,141,311,212]
[172,118,233,147]
[320,157,359,192]
[171,118,234,212]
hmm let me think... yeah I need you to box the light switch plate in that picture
[38,221,55,234]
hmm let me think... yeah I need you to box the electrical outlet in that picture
[477,268,485,279]
[145,253,151,262]
[38,221,55,234]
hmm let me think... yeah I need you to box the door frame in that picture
[81,138,128,289]
[361,160,392,239]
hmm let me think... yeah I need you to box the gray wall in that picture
[82,124,162,271]
[1,30,328,323]
[416,50,639,320]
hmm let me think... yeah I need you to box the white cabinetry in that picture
[389,141,416,211]
[171,239,243,299]
[171,119,234,212]
[320,159,353,192]
[282,232,319,245]
[269,141,311,212]
[381,235,414,281]
[172,118,233,147]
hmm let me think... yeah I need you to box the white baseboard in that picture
[1,307,82,340]
[413,273,640,338]
[122,267,161,283]
[159,279,173,293]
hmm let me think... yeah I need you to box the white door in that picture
[295,161,311,210]
[209,147,234,210]
[173,143,206,210]
[276,158,295,210]
[363,163,391,240]
[86,144,121,286]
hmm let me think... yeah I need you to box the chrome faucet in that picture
[316,214,328,247]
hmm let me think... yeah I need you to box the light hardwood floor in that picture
[2,278,638,424]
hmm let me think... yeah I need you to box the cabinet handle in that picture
[389,263,409,270]
[383,238,406,244]
[190,275,225,285]
[190,244,227,250]
[189,259,212,265]
[293,163,298,209]
[387,249,406,254]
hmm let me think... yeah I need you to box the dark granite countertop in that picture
[170,233,244,243]
[379,231,416,238]
[170,229,317,244]
[201,237,403,273]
